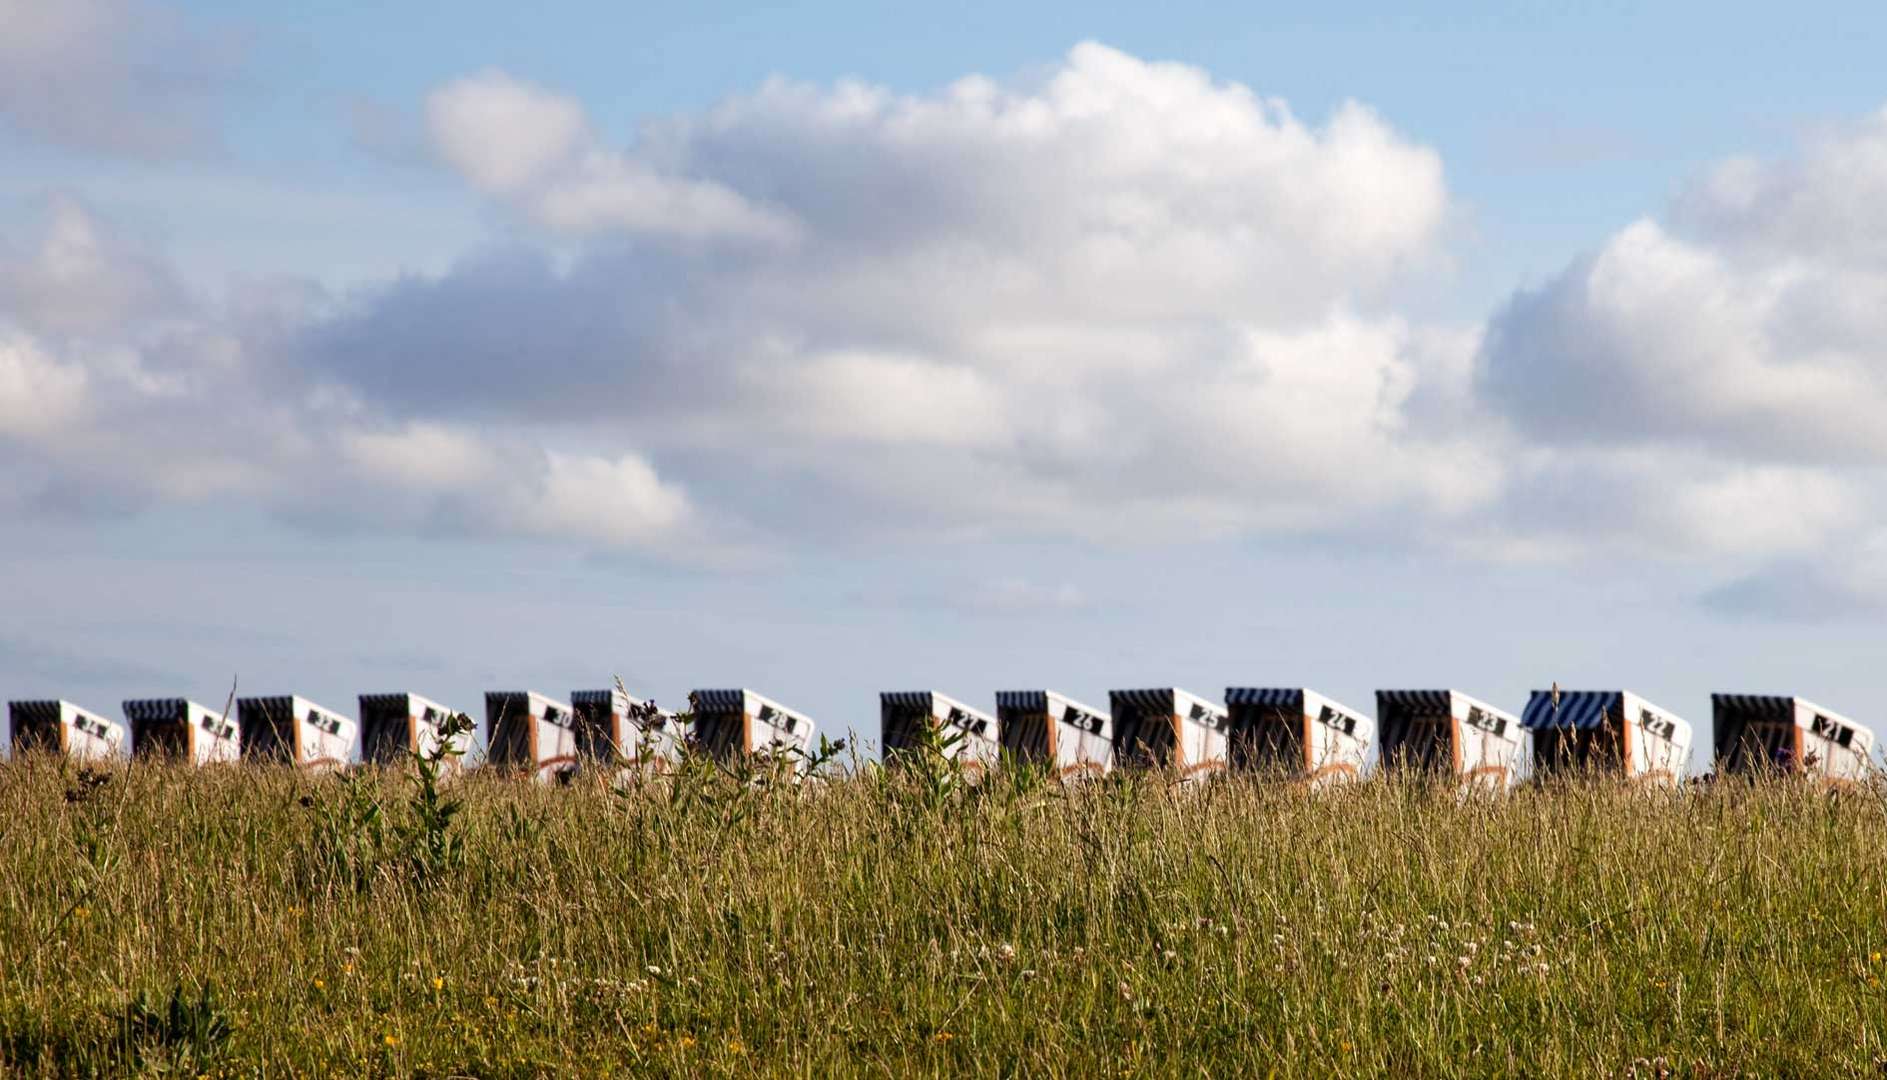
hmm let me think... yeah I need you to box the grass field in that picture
[3,747,1886,1077]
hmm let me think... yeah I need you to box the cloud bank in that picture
[1481,108,1887,609]
[9,38,1887,618]
[305,43,1493,547]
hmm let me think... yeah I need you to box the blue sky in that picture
[5,1,1887,760]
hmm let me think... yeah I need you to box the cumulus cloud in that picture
[306,43,1489,546]
[425,70,800,243]
[1480,106,1887,609]
[0,199,694,552]
[0,0,238,158]
[0,333,89,437]
[0,194,190,337]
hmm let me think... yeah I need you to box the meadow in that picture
[3,744,1886,1077]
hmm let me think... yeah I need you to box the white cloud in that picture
[0,194,188,337]
[532,451,692,546]
[0,199,694,553]
[1670,108,1887,272]
[425,70,800,243]
[1483,218,1887,461]
[341,423,693,547]
[1477,105,1887,604]
[0,332,88,437]
[425,71,587,195]
[311,43,1483,547]
[0,0,236,158]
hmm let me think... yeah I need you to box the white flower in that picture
[646,965,662,977]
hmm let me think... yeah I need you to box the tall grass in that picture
[3,753,1885,1076]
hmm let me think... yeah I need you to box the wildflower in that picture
[1426,955,1437,965]
[343,963,355,975]
[934,1032,954,1043]
[1873,952,1883,964]
[73,906,90,920]
[485,996,498,1008]
[679,1035,696,1050]
[1457,956,1472,969]
[647,965,663,977]
[432,977,444,991]
[312,978,325,991]
[728,1039,747,1055]
[383,1035,398,1048]
[997,943,1016,965]
[1870,976,1882,989]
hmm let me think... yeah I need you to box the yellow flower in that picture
[383,1034,398,1048]
[343,963,355,975]
[727,1039,746,1055]
[73,906,90,920]
[679,1035,697,1050]
[1872,952,1883,964]
[485,996,498,1008]
[934,1032,954,1043]
[313,978,325,991]
[432,977,444,991]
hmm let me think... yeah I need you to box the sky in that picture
[5,1,1887,762]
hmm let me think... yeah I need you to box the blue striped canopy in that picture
[1520,690,1623,731]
